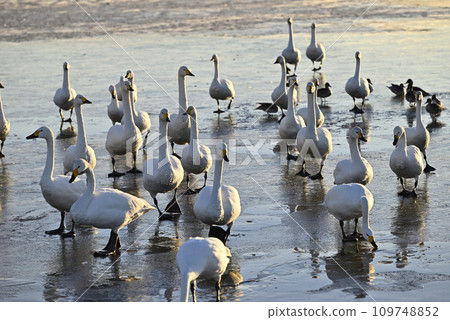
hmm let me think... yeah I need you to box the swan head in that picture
[306,81,315,94]
[216,142,229,162]
[63,61,71,71]
[74,94,92,106]
[362,225,377,249]
[69,159,90,183]
[179,66,195,77]
[355,51,361,60]
[415,91,423,102]
[210,54,218,62]
[392,125,404,146]
[119,76,134,92]
[108,85,116,99]
[288,76,298,88]
[184,105,197,118]
[313,78,320,88]
[311,22,316,29]
[287,17,293,25]
[125,70,134,80]
[349,126,367,142]
[274,55,285,65]
[26,126,52,140]
[159,108,171,123]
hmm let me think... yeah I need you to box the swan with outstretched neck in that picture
[0,82,10,158]
[107,84,123,125]
[209,54,235,113]
[345,52,370,113]
[53,61,77,122]
[306,23,326,71]
[282,17,301,73]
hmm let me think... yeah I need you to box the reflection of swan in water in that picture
[310,246,376,300]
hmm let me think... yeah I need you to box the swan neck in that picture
[42,133,55,182]
[190,115,200,151]
[0,92,5,122]
[354,58,361,82]
[416,99,424,127]
[398,133,407,150]
[307,92,317,134]
[212,157,224,204]
[178,74,188,113]
[288,23,295,48]
[121,88,135,128]
[75,104,88,150]
[85,166,96,196]
[287,84,296,119]
[279,62,286,86]
[63,67,70,89]
[349,137,363,164]
[213,60,219,80]
[311,27,317,45]
[159,120,169,163]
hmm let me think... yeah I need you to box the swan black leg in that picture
[171,142,181,159]
[165,188,182,214]
[127,151,142,174]
[45,211,66,235]
[94,230,119,257]
[191,282,197,302]
[61,219,76,238]
[216,281,221,302]
[423,151,436,173]
[108,157,125,177]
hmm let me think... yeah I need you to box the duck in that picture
[317,82,332,106]
[345,52,370,113]
[69,159,153,256]
[389,125,424,197]
[107,85,123,125]
[181,106,212,194]
[143,109,184,219]
[282,17,301,73]
[176,236,231,302]
[387,83,406,97]
[209,54,235,113]
[279,77,305,160]
[405,79,430,97]
[62,94,97,175]
[405,80,417,105]
[26,126,85,235]
[168,66,195,157]
[425,95,446,120]
[297,78,324,127]
[323,183,377,248]
[306,23,326,71]
[193,142,241,244]
[404,91,435,173]
[0,83,10,158]
[53,61,77,123]
[105,77,143,177]
[296,82,333,179]
[333,126,373,185]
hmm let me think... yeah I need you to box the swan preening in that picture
[105,77,143,177]
[296,82,332,179]
[323,183,377,249]
[62,94,97,175]
[69,159,154,256]
[194,142,241,244]
[210,54,235,113]
[26,126,85,235]
[333,126,373,185]
[107,84,123,125]
[345,51,370,113]
[53,61,77,122]
[181,106,212,193]
[0,83,10,158]
[282,17,301,73]
[143,109,184,219]
[390,125,424,197]
[306,23,326,71]
[176,236,231,302]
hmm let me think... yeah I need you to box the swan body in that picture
[387,83,406,96]
[279,77,305,140]
[0,83,10,158]
[209,54,235,113]
[194,142,241,243]
[404,91,434,172]
[63,94,96,175]
[107,85,123,125]
[177,237,231,302]
[345,52,370,113]
[168,66,194,153]
[26,126,85,235]
[282,17,301,72]
[105,77,143,177]
[323,183,377,248]
[143,109,184,218]
[297,79,324,127]
[296,82,333,179]
[53,61,77,122]
[69,159,153,256]
[333,126,373,185]
[306,23,326,71]
[181,106,212,192]
[390,125,424,197]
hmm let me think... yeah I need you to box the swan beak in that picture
[126,84,134,91]
[286,66,291,74]
[222,150,229,162]
[112,93,116,99]
[358,132,367,142]
[81,97,92,104]
[0,83,4,88]
[186,69,195,77]
[164,113,171,122]
[368,236,378,249]
[69,168,79,183]
[393,135,399,146]
[274,59,279,64]
[26,131,39,139]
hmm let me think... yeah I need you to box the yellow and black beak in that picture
[0,83,4,89]
[368,236,378,249]
[222,150,229,162]
[393,135,399,146]
[81,97,92,104]
[69,168,79,184]
[358,132,367,142]
[186,69,195,77]
[26,130,40,140]
[164,112,171,122]
[126,84,134,92]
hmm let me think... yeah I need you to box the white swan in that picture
[181,106,212,193]
[297,78,324,127]
[115,71,138,104]
[63,94,97,175]
[296,82,333,179]
[105,77,143,177]
[107,85,123,125]
[26,126,85,235]
[282,17,301,73]
[345,52,370,113]
[194,142,241,244]
[0,83,10,158]
[279,76,305,160]
[333,126,373,185]
[389,125,424,197]
[306,23,326,71]
[209,54,235,113]
[53,61,77,122]
[177,237,231,302]
[323,183,377,248]
[168,66,194,156]
[69,159,154,256]
[404,91,435,173]
[143,109,184,219]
